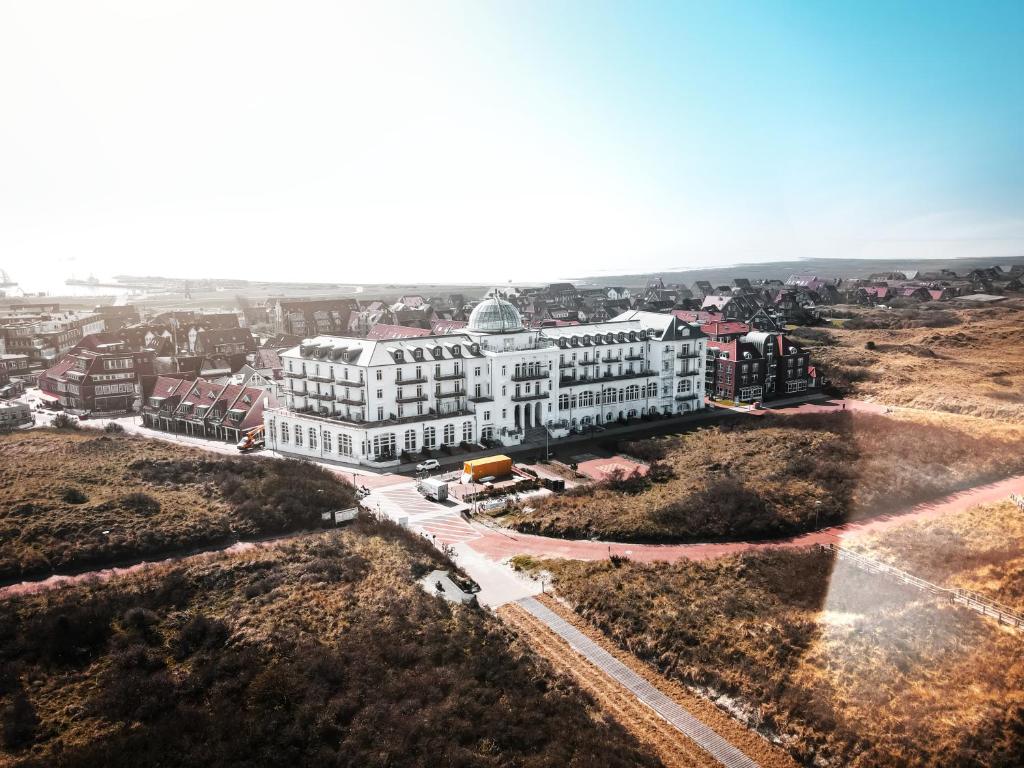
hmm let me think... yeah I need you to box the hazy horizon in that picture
[3,1,1023,292]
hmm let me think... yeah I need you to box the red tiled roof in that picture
[151,375,192,399]
[672,309,724,324]
[430,319,468,334]
[701,321,749,337]
[367,324,432,340]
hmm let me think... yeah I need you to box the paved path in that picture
[518,597,760,768]
[463,472,1024,565]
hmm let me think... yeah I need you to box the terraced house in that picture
[266,298,706,466]
[141,374,273,443]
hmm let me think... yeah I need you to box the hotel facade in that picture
[264,299,706,466]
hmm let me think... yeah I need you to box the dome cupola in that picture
[467,296,524,334]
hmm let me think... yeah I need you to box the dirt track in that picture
[500,597,798,768]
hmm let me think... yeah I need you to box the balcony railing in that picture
[677,351,702,360]
[511,391,549,401]
[396,393,429,403]
[336,394,365,405]
[511,371,548,382]
[675,368,699,377]
[434,371,465,381]
[336,378,366,387]
[624,353,645,361]
[307,374,334,383]
[558,360,573,368]
[434,389,467,399]
[674,393,700,401]
[395,375,428,385]
[569,369,657,384]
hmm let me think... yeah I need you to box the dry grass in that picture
[0,519,661,768]
[814,302,1024,422]
[851,500,1024,612]
[0,429,354,581]
[520,549,1024,767]
[506,411,1024,542]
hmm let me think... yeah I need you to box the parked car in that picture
[416,458,440,472]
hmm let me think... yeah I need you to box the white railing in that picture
[822,543,1024,631]
[1011,493,1024,512]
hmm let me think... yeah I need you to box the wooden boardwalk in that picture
[518,597,761,768]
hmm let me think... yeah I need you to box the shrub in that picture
[120,493,161,516]
[0,692,39,750]
[104,422,125,434]
[61,487,88,504]
[52,413,79,430]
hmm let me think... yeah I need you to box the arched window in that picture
[424,426,436,449]
[625,384,640,401]
[677,379,691,393]
[559,393,570,410]
[618,388,625,403]
[579,391,594,408]
[646,382,657,397]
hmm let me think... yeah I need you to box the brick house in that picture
[39,336,155,415]
[706,332,816,402]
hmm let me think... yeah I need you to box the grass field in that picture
[803,301,1024,422]
[851,499,1024,612]
[0,429,355,582]
[517,547,1024,767]
[505,411,1024,542]
[0,518,660,768]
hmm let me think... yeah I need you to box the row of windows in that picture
[271,419,475,456]
[557,383,658,409]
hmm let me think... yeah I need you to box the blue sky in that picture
[1,1,1022,289]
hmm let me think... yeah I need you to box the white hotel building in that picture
[264,298,705,466]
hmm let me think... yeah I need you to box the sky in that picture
[1,0,1023,291]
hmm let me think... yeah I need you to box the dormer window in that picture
[394,350,404,362]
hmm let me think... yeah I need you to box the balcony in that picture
[396,393,429,403]
[336,378,365,388]
[336,394,365,406]
[308,374,334,383]
[511,371,548,382]
[677,351,702,360]
[675,393,700,401]
[624,353,645,361]
[434,389,467,399]
[591,369,657,384]
[306,390,328,399]
[283,370,303,378]
[558,360,574,369]
[601,355,622,364]
[434,371,465,381]
[511,390,549,402]
[395,375,428,385]
[675,368,700,377]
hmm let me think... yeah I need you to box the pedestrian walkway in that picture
[518,597,760,768]
[370,484,480,545]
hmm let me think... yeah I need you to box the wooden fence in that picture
[822,542,1024,631]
